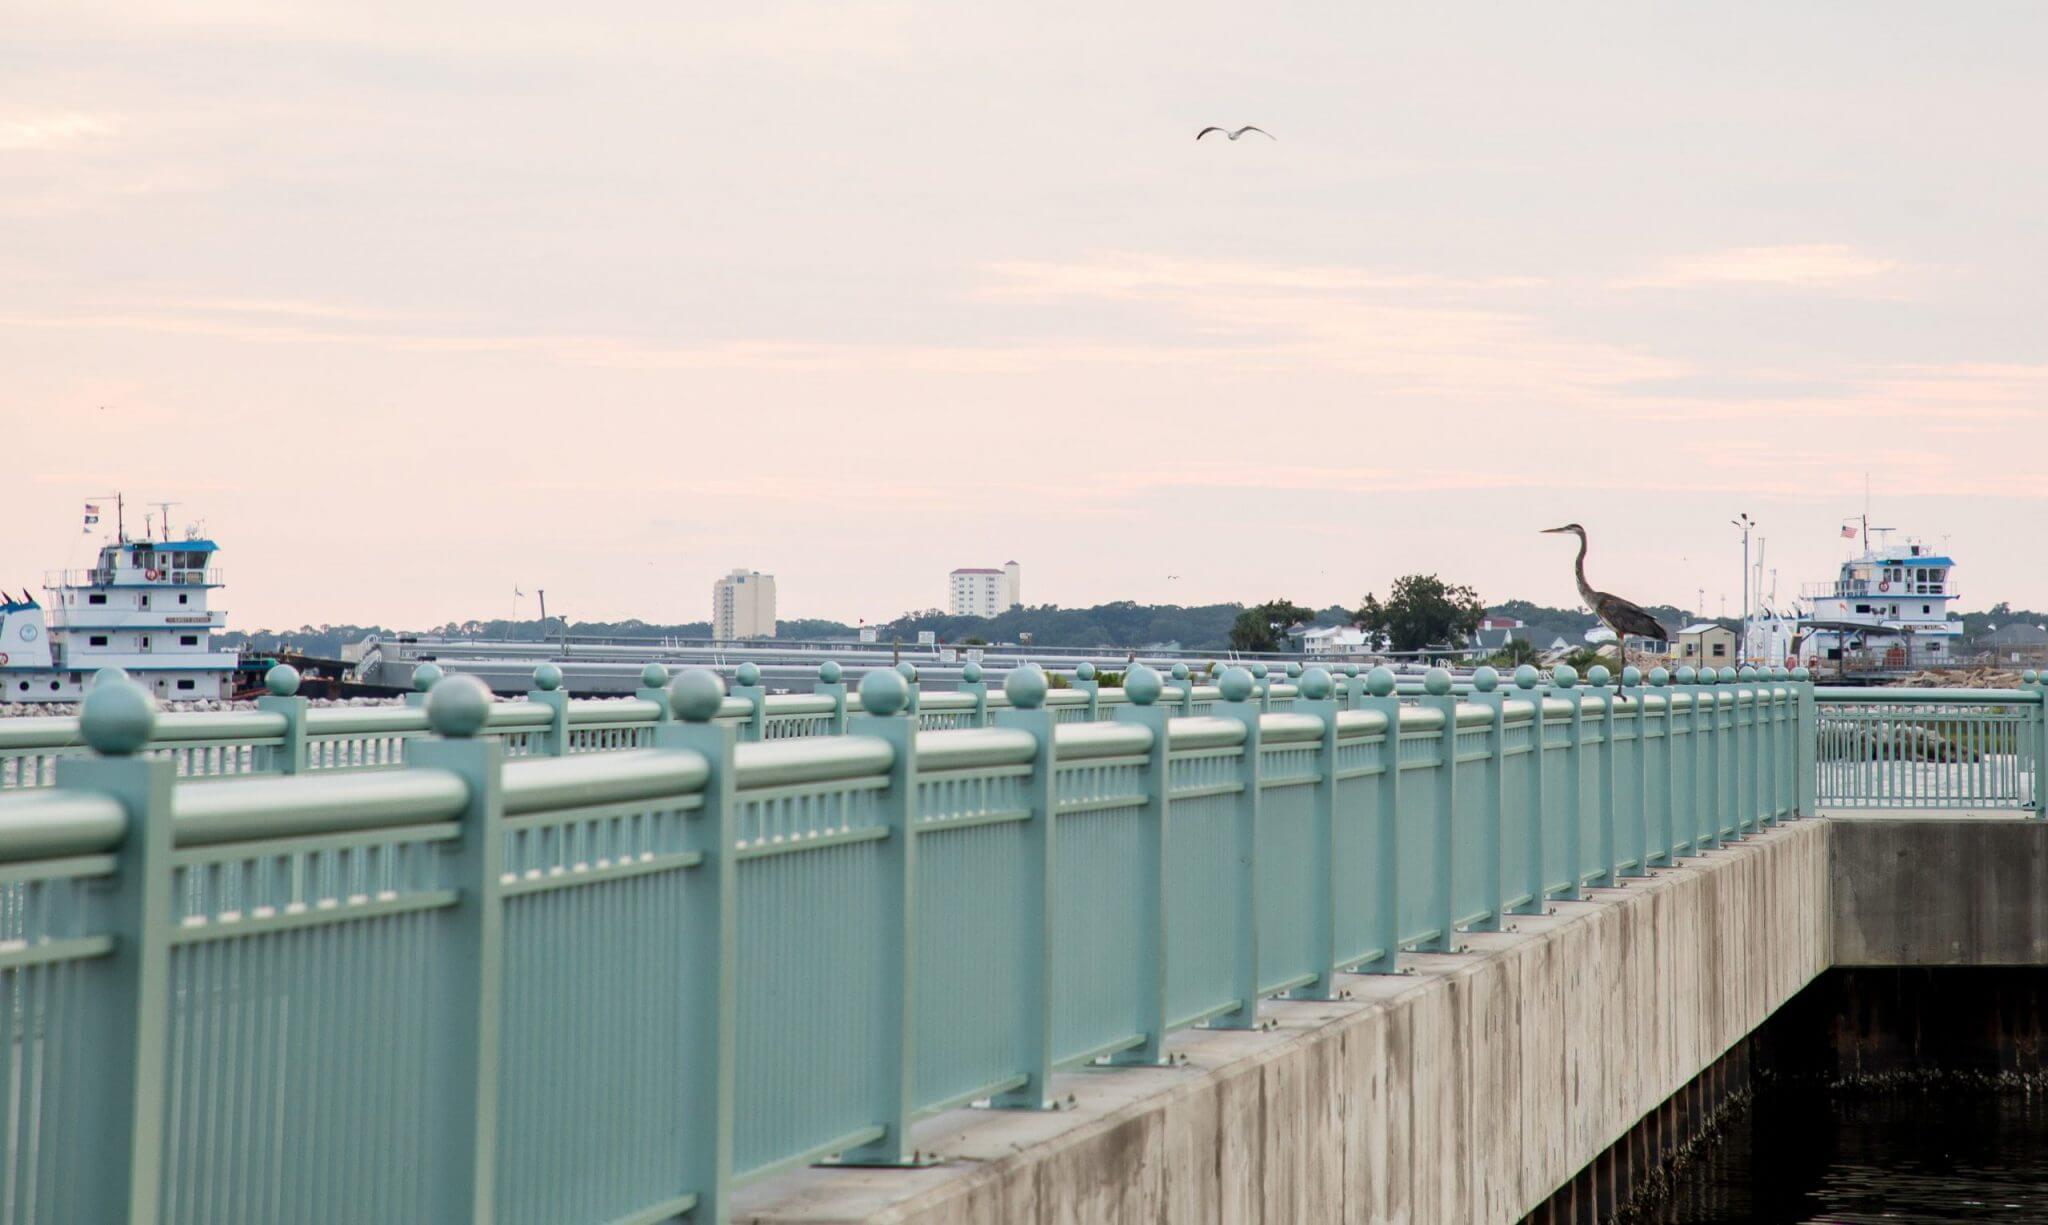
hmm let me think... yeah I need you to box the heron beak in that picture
[1540,526,1569,534]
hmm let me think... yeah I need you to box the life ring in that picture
[1877,579,1890,592]
[0,652,8,665]
[145,569,162,581]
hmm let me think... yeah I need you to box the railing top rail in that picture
[502,748,710,816]
[1813,686,2044,704]
[304,706,430,736]
[0,715,84,751]
[171,769,470,848]
[1054,721,1155,760]
[1166,715,1249,750]
[732,735,894,791]
[565,697,666,725]
[0,787,126,862]
[1259,712,1325,744]
[915,727,1037,772]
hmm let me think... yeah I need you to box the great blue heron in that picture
[1541,524,1671,657]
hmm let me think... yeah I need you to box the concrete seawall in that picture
[1832,819,2048,965]
[736,820,1830,1225]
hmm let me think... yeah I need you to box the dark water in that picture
[1643,1087,2048,1223]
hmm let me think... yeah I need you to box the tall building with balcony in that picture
[712,569,776,640]
[948,561,1021,618]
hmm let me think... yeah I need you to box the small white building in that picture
[712,569,776,640]
[948,562,1021,618]
[1299,625,1375,655]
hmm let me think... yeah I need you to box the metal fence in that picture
[0,660,1813,1224]
[1813,685,2045,812]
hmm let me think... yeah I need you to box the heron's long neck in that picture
[1573,533,1596,605]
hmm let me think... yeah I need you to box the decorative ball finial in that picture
[962,661,984,683]
[1423,668,1452,696]
[1076,661,1096,681]
[639,663,669,689]
[2026,669,2040,685]
[1472,666,1499,693]
[1285,662,1303,678]
[1171,662,1190,680]
[818,660,843,684]
[80,678,157,756]
[264,663,301,697]
[1792,667,1811,682]
[1586,664,1611,688]
[1621,666,1642,687]
[736,662,761,687]
[1004,664,1048,710]
[1298,666,1333,700]
[1249,662,1268,680]
[1513,664,1540,690]
[669,669,727,722]
[1738,665,1757,681]
[1218,666,1255,702]
[1718,666,1738,684]
[862,668,912,716]
[1343,663,1360,677]
[532,662,563,692]
[426,674,493,739]
[90,665,129,690]
[1649,667,1670,687]
[1676,666,1698,684]
[1124,663,1163,705]
[1366,666,1397,697]
[1697,668,1717,686]
[894,661,918,683]
[1552,664,1579,689]
[412,662,444,693]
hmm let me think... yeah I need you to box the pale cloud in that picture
[0,111,118,151]
[977,253,1546,302]
[1613,244,1902,290]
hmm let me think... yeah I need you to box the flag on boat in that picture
[82,503,99,526]
[1841,524,1857,539]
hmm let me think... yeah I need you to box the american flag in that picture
[1841,525,1857,539]
[82,502,99,527]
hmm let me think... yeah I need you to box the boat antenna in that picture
[152,502,179,541]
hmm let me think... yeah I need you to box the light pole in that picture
[1731,514,1756,660]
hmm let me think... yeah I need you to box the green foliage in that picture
[1228,599,1316,653]
[1564,646,1613,671]
[1487,638,1542,667]
[1045,671,1072,689]
[1357,575,1485,652]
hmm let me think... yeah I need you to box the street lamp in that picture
[1731,514,1756,660]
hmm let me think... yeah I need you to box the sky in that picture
[3,3,2044,630]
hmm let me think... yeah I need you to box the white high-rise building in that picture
[948,561,1021,618]
[712,569,776,639]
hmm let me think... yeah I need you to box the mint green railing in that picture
[0,659,1323,792]
[1813,684,2046,813]
[0,659,1809,1223]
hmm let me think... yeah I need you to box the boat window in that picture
[1922,605,1931,614]
[88,635,108,646]
[180,635,198,645]
[176,679,195,690]
[178,594,188,605]
[88,594,106,606]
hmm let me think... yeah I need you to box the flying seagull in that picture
[1196,125,1274,141]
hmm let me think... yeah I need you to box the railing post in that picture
[833,669,930,1164]
[403,675,507,1223]
[1737,667,1760,833]
[1645,668,1674,866]
[1167,662,1195,716]
[1585,664,1617,887]
[957,661,990,727]
[813,661,848,735]
[255,663,308,774]
[636,663,674,723]
[1550,664,1586,899]
[730,662,767,742]
[1619,666,1651,873]
[58,680,175,1224]
[1419,668,1459,947]
[403,661,444,707]
[1718,666,1743,838]
[1358,667,1404,967]
[1794,667,1817,818]
[1511,665,1549,914]
[1210,666,1263,1027]
[652,672,740,1215]
[1462,666,1506,932]
[893,662,922,721]
[1341,663,1364,710]
[1111,665,1173,1063]
[526,663,570,756]
[1250,663,1272,712]
[2033,671,2047,820]
[992,666,1059,1105]
[1073,662,1101,721]
[1698,669,1724,849]
[1290,667,1344,996]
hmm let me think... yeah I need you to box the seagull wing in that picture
[1195,127,1226,140]
[1235,125,1276,140]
